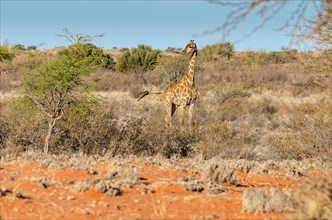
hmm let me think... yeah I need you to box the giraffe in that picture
[137,40,198,129]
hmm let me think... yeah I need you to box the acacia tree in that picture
[24,56,89,154]
[23,30,106,155]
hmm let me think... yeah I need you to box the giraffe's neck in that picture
[181,52,197,86]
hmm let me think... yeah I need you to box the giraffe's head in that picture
[181,40,197,55]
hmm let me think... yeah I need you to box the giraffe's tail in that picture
[137,91,163,101]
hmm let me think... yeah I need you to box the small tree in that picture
[23,56,90,154]
[22,30,104,154]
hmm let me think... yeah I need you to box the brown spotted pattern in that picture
[163,40,198,128]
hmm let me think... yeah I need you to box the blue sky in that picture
[1,0,317,51]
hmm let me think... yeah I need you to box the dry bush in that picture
[198,50,330,97]
[291,179,332,220]
[107,115,199,158]
[193,122,248,160]
[105,165,139,184]
[0,96,116,155]
[0,51,52,91]
[202,162,237,185]
[242,187,294,213]
[267,105,332,162]
[194,95,281,160]
[0,98,46,154]
[92,69,153,97]
[152,55,188,86]
[209,82,249,105]
[94,180,121,196]
[197,59,290,93]
[0,115,10,149]
[54,99,117,154]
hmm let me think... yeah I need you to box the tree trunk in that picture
[44,119,55,155]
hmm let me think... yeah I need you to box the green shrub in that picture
[23,42,99,154]
[26,45,38,51]
[0,46,14,62]
[12,44,25,51]
[58,43,115,70]
[199,42,234,62]
[115,45,160,73]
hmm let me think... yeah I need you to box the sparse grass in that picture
[242,187,294,213]
[0,47,331,163]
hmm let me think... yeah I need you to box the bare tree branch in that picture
[56,28,104,44]
[198,0,332,48]
[27,95,53,118]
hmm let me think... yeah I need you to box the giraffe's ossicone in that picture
[137,40,198,129]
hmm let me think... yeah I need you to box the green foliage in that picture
[0,46,14,62]
[26,45,38,51]
[58,43,115,70]
[199,42,234,62]
[22,40,99,154]
[12,44,25,51]
[23,54,91,117]
[116,45,160,73]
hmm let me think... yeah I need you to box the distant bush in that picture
[199,42,234,62]
[26,45,38,51]
[58,43,115,70]
[12,44,25,51]
[165,47,182,53]
[0,46,14,62]
[115,45,160,73]
[242,51,270,67]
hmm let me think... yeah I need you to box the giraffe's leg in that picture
[171,103,177,117]
[179,105,186,129]
[189,102,195,129]
[164,101,173,128]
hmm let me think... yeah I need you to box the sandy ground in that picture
[0,157,330,220]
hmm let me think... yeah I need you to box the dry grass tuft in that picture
[242,187,294,213]
[292,179,332,220]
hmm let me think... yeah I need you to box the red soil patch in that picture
[0,160,328,219]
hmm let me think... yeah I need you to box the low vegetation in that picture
[0,39,331,164]
[115,44,160,73]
